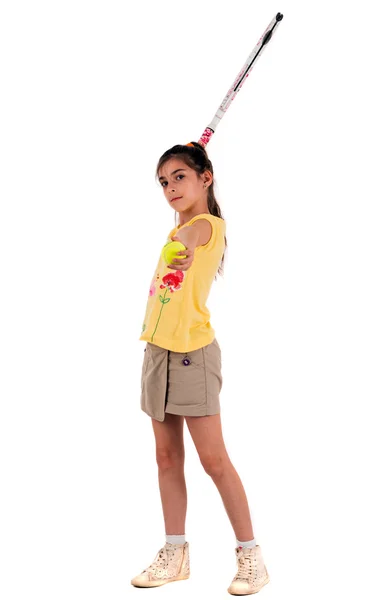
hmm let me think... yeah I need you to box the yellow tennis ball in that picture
[161,241,187,264]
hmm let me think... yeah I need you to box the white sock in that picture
[236,538,256,549]
[166,534,186,545]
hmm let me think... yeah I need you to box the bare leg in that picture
[152,414,187,535]
[211,457,254,541]
[185,414,254,541]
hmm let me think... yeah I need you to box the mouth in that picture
[171,196,182,202]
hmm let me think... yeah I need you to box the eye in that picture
[161,175,184,187]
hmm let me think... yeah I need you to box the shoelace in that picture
[235,553,258,581]
[146,545,175,572]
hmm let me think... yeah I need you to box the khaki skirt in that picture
[140,338,222,422]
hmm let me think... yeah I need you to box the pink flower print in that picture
[149,272,161,296]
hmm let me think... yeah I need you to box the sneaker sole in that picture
[131,574,190,588]
[227,574,270,595]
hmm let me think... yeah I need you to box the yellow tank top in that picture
[139,213,226,352]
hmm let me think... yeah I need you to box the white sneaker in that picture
[227,545,270,595]
[131,541,190,588]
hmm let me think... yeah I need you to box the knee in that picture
[156,448,185,470]
[200,454,227,478]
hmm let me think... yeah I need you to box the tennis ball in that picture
[161,241,187,264]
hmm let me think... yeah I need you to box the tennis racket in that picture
[198,12,284,148]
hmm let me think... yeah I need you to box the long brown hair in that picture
[155,141,227,278]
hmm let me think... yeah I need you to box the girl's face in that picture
[158,158,212,214]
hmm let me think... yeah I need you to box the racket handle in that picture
[198,127,215,148]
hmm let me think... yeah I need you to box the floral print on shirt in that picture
[143,270,185,343]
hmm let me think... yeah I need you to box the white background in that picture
[1,0,376,598]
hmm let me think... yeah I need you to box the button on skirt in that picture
[140,338,222,422]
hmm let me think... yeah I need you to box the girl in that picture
[131,142,269,595]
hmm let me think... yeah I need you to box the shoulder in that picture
[192,214,225,244]
[191,218,213,246]
[175,214,225,247]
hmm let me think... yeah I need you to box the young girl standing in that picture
[131,142,269,595]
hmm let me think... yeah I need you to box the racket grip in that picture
[198,127,214,148]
